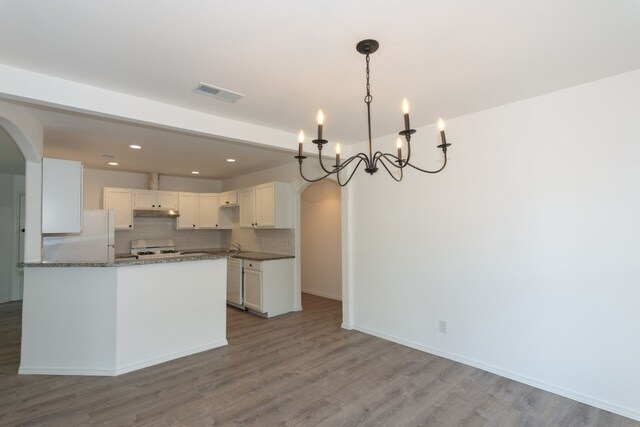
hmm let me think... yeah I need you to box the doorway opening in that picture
[0,124,26,305]
[300,180,342,317]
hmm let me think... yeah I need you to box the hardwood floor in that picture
[0,294,636,426]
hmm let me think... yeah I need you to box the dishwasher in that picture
[226,257,245,309]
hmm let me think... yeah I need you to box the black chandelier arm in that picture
[376,154,404,182]
[298,161,334,183]
[404,151,448,174]
[317,147,335,174]
[333,153,365,175]
[373,151,404,169]
[336,157,366,187]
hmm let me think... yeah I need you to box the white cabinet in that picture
[238,182,292,229]
[198,193,232,229]
[219,191,238,207]
[177,192,232,230]
[238,187,256,228]
[133,190,178,210]
[177,192,198,229]
[42,158,83,233]
[103,187,133,230]
[243,263,262,312]
[243,258,294,317]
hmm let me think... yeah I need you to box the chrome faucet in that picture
[229,243,242,253]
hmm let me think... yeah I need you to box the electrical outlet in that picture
[439,320,447,334]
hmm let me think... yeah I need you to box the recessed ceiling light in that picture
[129,144,142,150]
[191,171,200,175]
[108,162,119,166]
[226,158,236,163]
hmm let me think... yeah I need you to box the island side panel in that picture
[20,267,118,375]
[114,259,227,374]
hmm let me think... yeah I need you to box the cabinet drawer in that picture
[244,260,262,272]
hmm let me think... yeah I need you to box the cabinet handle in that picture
[193,224,196,227]
[226,201,229,204]
[152,204,155,207]
[129,225,132,228]
[158,205,162,207]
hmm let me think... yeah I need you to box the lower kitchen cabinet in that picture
[243,258,294,317]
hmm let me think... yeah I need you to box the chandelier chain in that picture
[364,54,372,104]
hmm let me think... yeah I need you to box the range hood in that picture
[133,209,180,218]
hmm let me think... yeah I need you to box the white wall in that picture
[348,69,640,420]
[301,180,342,300]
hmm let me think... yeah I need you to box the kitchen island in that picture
[20,254,228,376]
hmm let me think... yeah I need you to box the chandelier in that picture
[294,39,451,186]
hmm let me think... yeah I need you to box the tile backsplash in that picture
[224,226,294,255]
[115,217,294,256]
[114,217,226,254]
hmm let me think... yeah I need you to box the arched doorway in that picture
[300,180,342,303]
[0,124,26,302]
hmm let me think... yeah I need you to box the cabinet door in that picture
[103,188,133,230]
[133,190,155,208]
[255,183,275,227]
[177,192,198,229]
[156,191,178,209]
[243,269,262,312]
[219,191,238,207]
[198,193,219,229]
[238,187,256,228]
[42,158,83,233]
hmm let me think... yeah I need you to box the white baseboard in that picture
[351,324,640,422]
[341,323,353,330]
[114,340,228,375]
[19,340,229,377]
[19,366,117,376]
[302,289,342,301]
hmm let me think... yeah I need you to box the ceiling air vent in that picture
[194,82,244,103]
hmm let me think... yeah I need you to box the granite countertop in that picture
[229,252,294,261]
[21,249,294,268]
[182,248,294,261]
[21,253,228,268]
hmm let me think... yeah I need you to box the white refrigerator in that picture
[42,209,115,263]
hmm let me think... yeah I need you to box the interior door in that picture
[16,193,25,300]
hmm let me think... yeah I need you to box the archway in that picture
[300,180,342,303]
[0,125,26,302]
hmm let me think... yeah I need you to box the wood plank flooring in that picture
[0,294,637,426]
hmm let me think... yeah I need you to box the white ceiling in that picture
[1,1,639,176]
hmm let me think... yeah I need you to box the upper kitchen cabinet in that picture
[132,190,178,210]
[198,193,232,229]
[239,182,292,229]
[219,190,238,207]
[176,192,198,229]
[103,187,133,230]
[42,158,83,233]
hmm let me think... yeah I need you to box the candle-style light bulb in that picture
[335,143,341,155]
[317,110,325,141]
[402,98,410,114]
[402,98,411,131]
[335,142,341,167]
[298,130,304,156]
[396,137,403,161]
[438,117,447,146]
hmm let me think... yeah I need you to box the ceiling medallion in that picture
[295,39,451,186]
